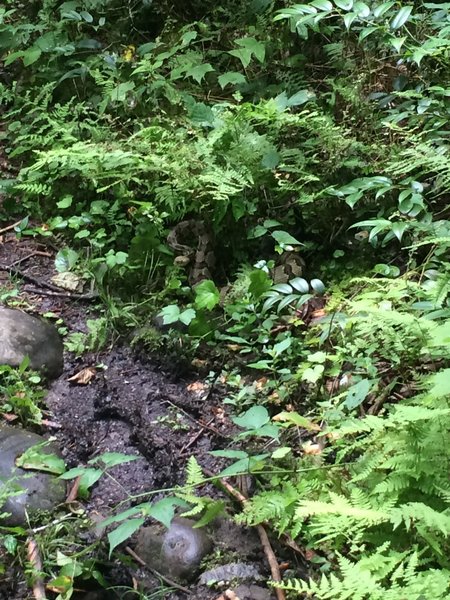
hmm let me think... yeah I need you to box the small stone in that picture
[0,425,66,525]
[234,584,273,600]
[0,307,64,378]
[136,517,212,582]
[199,563,264,586]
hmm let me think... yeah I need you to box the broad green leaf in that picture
[59,467,88,480]
[271,447,292,459]
[57,195,73,209]
[264,219,281,228]
[23,48,42,66]
[100,506,144,527]
[390,36,407,52]
[229,48,252,68]
[373,1,395,18]
[229,37,265,68]
[110,81,135,102]
[233,406,270,430]
[159,304,181,325]
[272,337,292,356]
[179,308,196,325]
[185,63,215,84]
[272,283,293,294]
[287,89,316,106]
[344,379,371,409]
[218,457,251,477]
[249,269,272,298]
[189,102,215,127]
[359,26,378,41]
[343,12,358,28]
[290,277,310,293]
[248,359,272,369]
[353,2,370,17]
[16,447,65,475]
[194,279,220,310]
[271,230,302,246]
[79,468,103,492]
[219,453,270,476]
[334,0,353,9]
[302,364,324,383]
[55,248,79,273]
[390,5,413,30]
[311,0,333,11]
[210,449,249,459]
[391,222,408,242]
[90,452,139,469]
[148,498,186,528]
[80,11,93,22]
[218,71,247,88]
[273,411,320,430]
[108,518,145,556]
[310,279,326,294]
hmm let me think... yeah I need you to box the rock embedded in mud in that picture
[0,425,66,525]
[199,562,264,586]
[0,307,64,378]
[136,517,213,582]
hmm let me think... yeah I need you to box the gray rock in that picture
[234,584,273,600]
[0,425,66,525]
[0,307,64,378]
[136,517,213,582]
[199,562,264,586]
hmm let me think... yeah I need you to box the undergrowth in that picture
[1,0,450,598]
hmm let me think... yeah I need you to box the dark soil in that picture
[0,232,288,599]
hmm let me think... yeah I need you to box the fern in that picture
[277,549,450,600]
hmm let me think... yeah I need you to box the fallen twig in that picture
[66,476,81,504]
[0,220,22,235]
[0,264,99,300]
[11,251,53,266]
[23,286,99,300]
[27,537,47,600]
[124,545,191,594]
[179,417,215,456]
[203,468,285,600]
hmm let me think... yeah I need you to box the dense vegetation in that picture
[1,0,450,598]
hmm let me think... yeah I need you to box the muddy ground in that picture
[0,233,305,599]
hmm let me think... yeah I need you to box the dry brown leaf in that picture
[254,377,268,390]
[214,591,240,600]
[186,381,208,394]
[302,441,322,455]
[191,358,207,369]
[2,413,18,422]
[68,367,96,385]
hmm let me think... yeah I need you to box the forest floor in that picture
[0,231,295,599]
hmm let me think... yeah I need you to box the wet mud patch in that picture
[46,346,229,510]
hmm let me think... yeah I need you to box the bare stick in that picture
[66,476,81,504]
[27,537,47,600]
[0,220,22,235]
[203,468,285,600]
[11,251,53,266]
[124,546,191,594]
[0,264,99,300]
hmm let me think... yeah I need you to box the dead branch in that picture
[27,537,47,600]
[203,468,285,600]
